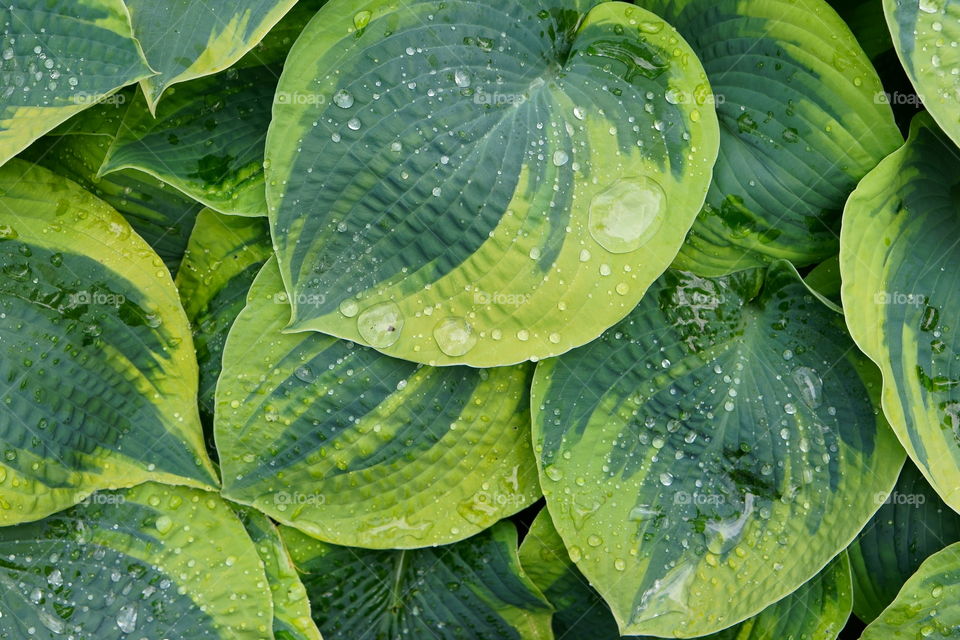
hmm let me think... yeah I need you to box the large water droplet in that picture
[433,317,477,356]
[116,603,138,633]
[588,177,667,253]
[791,366,822,409]
[333,90,355,109]
[454,69,471,88]
[357,302,403,348]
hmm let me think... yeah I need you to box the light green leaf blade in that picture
[531,261,904,636]
[0,0,153,165]
[0,483,274,639]
[236,508,324,640]
[175,208,272,427]
[281,522,554,640]
[21,97,204,272]
[884,0,960,148]
[123,0,299,110]
[519,509,853,640]
[861,542,960,639]
[266,0,720,367]
[0,159,218,525]
[840,113,960,513]
[849,461,960,623]
[638,0,902,275]
[217,258,541,548]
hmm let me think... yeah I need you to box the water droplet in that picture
[552,150,569,166]
[659,472,673,486]
[517,329,530,341]
[433,317,477,357]
[791,366,823,409]
[784,403,797,415]
[116,604,138,633]
[454,69,471,88]
[333,90,355,109]
[354,10,373,29]
[589,177,667,253]
[339,298,359,317]
[357,302,403,348]
[154,515,173,534]
[347,117,362,130]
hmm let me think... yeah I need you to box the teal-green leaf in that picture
[519,509,853,640]
[0,0,153,165]
[884,0,960,147]
[0,483,274,639]
[266,0,720,367]
[281,522,554,640]
[0,159,218,526]
[122,0,299,110]
[840,113,960,513]
[860,542,960,639]
[175,209,272,428]
[638,0,903,275]
[531,261,904,636]
[849,461,960,623]
[217,259,541,548]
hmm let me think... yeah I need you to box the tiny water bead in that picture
[589,177,667,254]
[357,302,403,348]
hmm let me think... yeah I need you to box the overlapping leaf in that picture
[0,483,273,639]
[0,160,217,525]
[217,259,541,548]
[281,522,554,640]
[0,0,152,165]
[640,0,902,275]
[840,113,960,512]
[531,261,903,636]
[266,0,720,367]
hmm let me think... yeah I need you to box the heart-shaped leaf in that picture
[266,0,720,367]
[840,113,960,512]
[531,261,903,636]
[0,0,152,165]
[849,461,960,623]
[281,522,553,639]
[884,0,960,148]
[0,483,273,639]
[639,0,902,275]
[217,259,541,548]
[0,160,218,525]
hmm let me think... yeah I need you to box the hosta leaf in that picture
[860,542,960,639]
[885,0,960,147]
[849,461,960,623]
[640,0,902,275]
[0,0,152,166]
[175,209,272,427]
[96,1,324,216]
[0,483,274,639]
[123,0,299,110]
[236,508,324,640]
[266,0,720,367]
[518,509,853,640]
[281,522,554,640]
[531,261,904,636]
[0,159,217,525]
[217,258,541,548]
[840,113,960,512]
[22,98,203,272]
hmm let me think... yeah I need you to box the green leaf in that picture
[531,261,904,636]
[884,0,960,148]
[217,258,541,548]
[20,97,204,272]
[804,256,843,307]
[266,0,720,367]
[123,0,299,110]
[0,159,218,525]
[519,509,853,640]
[0,483,274,639]
[236,508,324,640]
[281,522,554,640]
[840,113,960,513]
[861,542,960,639]
[175,209,272,427]
[96,1,324,216]
[0,0,152,165]
[638,0,903,275]
[849,461,960,623]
